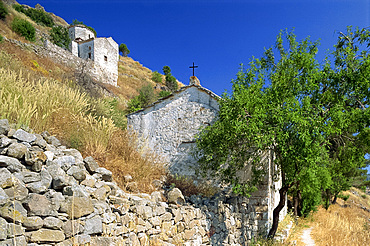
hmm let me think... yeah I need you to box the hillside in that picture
[0,0,182,106]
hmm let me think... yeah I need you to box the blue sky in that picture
[18,0,370,173]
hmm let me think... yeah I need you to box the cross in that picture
[189,62,198,76]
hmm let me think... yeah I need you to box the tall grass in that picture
[0,63,165,193]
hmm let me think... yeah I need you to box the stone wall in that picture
[0,119,283,245]
[68,26,95,42]
[127,85,220,176]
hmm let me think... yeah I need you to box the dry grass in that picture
[284,187,370,246]
[165,174,218,197]
[0,64,166,193]
[310,188,370,246]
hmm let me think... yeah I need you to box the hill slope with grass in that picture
[0,0,171,193]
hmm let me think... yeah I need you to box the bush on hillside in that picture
[11,17,35,41]
[50,25,70,49]
[119,43,130,57]
[158,90,171,98]
[151,71,162,83]
[0,1,8,20]
[166,74,178,92]
[13,4,54,27]
[126,84,157,113]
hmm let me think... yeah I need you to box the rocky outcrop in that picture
[0,119,271,245]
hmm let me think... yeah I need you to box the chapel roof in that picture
[127,83,221,117]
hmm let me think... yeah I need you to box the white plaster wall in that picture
[79,40,94,60]
[93,38,118,78]
[128,86,219,176]
[68,25,95,41]
[70,41,78,57]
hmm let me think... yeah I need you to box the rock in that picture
[0,236,27,246]
[66,165,86,182]
[43,151,54,161]
[43,217,63,230]
[62,220,84,238]
[92,185,111,201]
[21,171,41,184]
[62,184,89,198]
[126,181,139,193]
[151,191,163,202]
[0,201,27,223]
[62,149,83,164]
[124,174,133,182]
[7,223,25,237]
[0,155,24,173]
[3,177,28,200]
[167,188,185,205]
[23,193,54,216]
[22,216,43,230]
[25,149,47,172]
[47,164,69,190]
[0,187,9,205]
[95,167,112,182]
[0,136,14,148]
[0,217,7,240]
[60,196,94,219]
[13,129,36,143]
[6,143,28,159]
[83,156,99,174]
[0,168,13,189]
[26,168,52,193]
[84,216,103,235]
[0,119,10,135]
[29,229,65,243]
[33,134,47,149]
[53,156,75,171]
[46,136,61,147]
[81,174,96,187]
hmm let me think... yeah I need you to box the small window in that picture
[88,53,91,59]
[104,56,107,62]
[88,35,90,39]
[89,46,91,50]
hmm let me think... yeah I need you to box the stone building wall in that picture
[127,85,220,176]
[127,84,287,238]
[0,119,287,246]
[68,25,95,42]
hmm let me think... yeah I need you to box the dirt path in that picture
[301,227,315,246]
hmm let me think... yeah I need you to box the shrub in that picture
[13,4,54,27]
[158,90,171,98]
[11,17,35,41]
[162,65,171,75]
[0,34,3,43]
[166,74,178,92]
[0,1,8,20]
[13,4,24,13]
[151,71,162,83]
[50,25,70,49]
[119,43,130,57]
[126,84,156,113]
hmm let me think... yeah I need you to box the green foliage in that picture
[162,65,171,75]
[0,1,8,20]
[13,4,54,27]
[119,43,130,57]
[165,74,178,92]
[126,84,156,113]
[195,28,370,237]
[50,25,70,49]
[71,19,97,37]
[11,17,35,41]
[0,34,3,43]
[12,4,23,13]
[72,19,83,25]
[93,97,127,130]
[151,71,162,83]
[158,90,171,98]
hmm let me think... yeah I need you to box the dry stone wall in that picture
[0,119,276,245]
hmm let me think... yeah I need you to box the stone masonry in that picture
[0,119,283,245]
[127,78,287,239]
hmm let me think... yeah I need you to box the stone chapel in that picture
[68,25,119,86]
[127,76,286,233]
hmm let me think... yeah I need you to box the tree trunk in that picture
[268,171,288,238]
[332,193,338,204]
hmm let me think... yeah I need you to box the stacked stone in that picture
[0,119,270,246]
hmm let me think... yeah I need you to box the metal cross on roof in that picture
[189,62,198,76]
